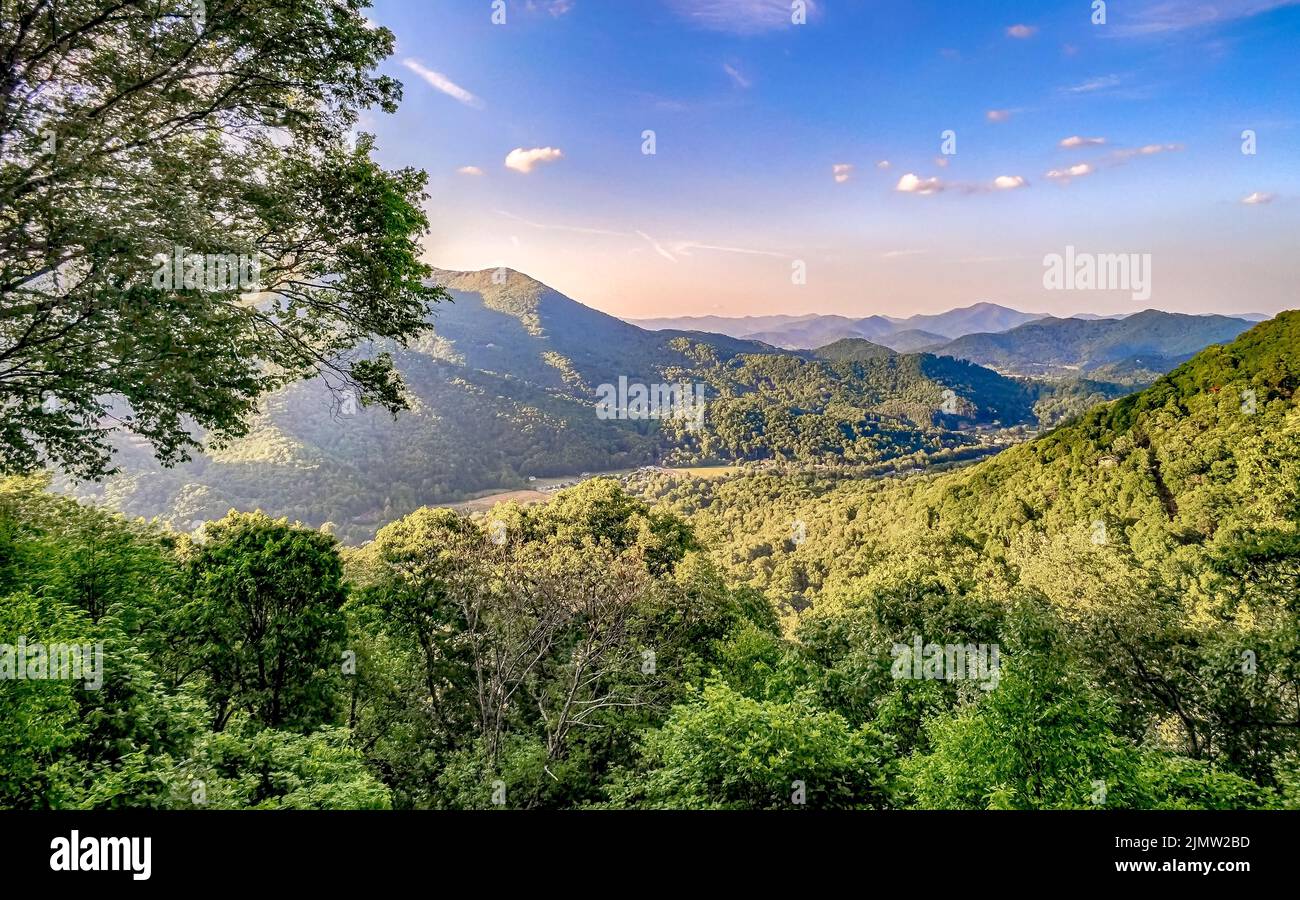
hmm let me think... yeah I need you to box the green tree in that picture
[904,609,1146,809]
[0,0,445,478]
[171,718,391,810]
[177,512,348,731]
[612,681,894,809]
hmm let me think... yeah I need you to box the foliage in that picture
[3,315,1299,809]
[0,0,445,479]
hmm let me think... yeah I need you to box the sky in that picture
[362,0,1300,319]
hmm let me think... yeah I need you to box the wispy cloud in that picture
[986,109,1014,123]
[832,163,854,184]
[401,59,484,108]
[505,147,565,173]
[670,240,790,259]
[1111,142,1183,160]
[1116,0,1300,35]
[1063,74,1124,94]
[876,160,892,170]
[666,0,819,35]
[501,212,789,261]
[637,231,679,263]
[1006,24,1038,39]
[723,62,752,89]
[1060,135,1107,148]
[1045,143,1182,186]
[1242,191,1276,205]
[526,0,576,17]
[497,211,625,237]
[457,166,485,176]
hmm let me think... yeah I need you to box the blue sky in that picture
[362,0,1300,319]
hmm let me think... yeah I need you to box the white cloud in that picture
[1064,74,1123,94]
[498,211,790,261]
[1045,163,1095,183]
[986,109,1013,123]
[896,173,1030,195]
[895,173,944,195]
[401,60,484,109]
[1060,135,1106,148]
[666,0,819,35]
[832,163,854,184]
[534,0,575,16]
[497,210,626,237]
[876,160,892,170]
[505,147,565,173]
[723,63,752,89]
[1242,191,1276,205]
[1007,24,1038,38]
[457,166,485,176]
[1112,142,1183,159]
[637,231,679,263]
[1118,0,1300,35]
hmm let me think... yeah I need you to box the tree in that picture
[172,718,391,810]
[176,512,349,731]
[0,0,446,479]
[610,681,894,809]
[903,606,1147,810]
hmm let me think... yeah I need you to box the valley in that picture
[61,269,1096,544]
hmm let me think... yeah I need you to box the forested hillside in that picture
[6,313,1299,809]
[938,310,1255,379]
[64,270,1066,542]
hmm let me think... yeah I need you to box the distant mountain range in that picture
[938,311,1257,379]
[630,302,1044,350]
[631,304,1271,353]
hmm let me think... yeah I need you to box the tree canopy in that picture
[1,0,444,479]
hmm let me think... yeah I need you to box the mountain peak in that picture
[429,266,549,295]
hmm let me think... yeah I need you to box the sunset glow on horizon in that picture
[366,0,1300,319]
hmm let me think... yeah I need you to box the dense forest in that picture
[5,314,1298,809]
[64,270,1144,544]
[2,0,1295,819]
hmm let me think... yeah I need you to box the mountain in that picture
[881,329,948,352]
[740,315,897,349]
[423,268,772,383]
[623,313,819,339]
[633,302,1047,350]
[890,302,1046,339]
[649,311,1300,629]
[65,269,1043,543]
[812,338,897,362]
[935,310,1255,378]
